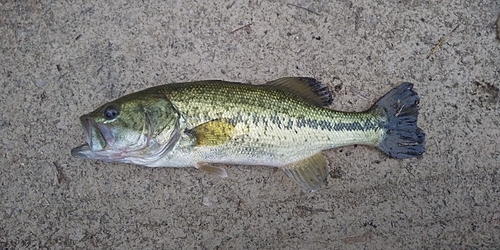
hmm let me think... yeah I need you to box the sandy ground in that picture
[1,0,499,249]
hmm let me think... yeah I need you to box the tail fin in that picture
[370,83,425,159]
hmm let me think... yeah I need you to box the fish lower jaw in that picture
[71,144,92,159]
[70,143,128,162]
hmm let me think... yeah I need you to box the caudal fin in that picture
[370,83,425,159]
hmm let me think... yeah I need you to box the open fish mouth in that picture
[71,115,113,159]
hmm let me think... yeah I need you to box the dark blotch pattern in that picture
[332,120,377,132]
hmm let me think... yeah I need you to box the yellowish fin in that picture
[265,77,333,106]
[281,153,329,192]
[197,162,228,178]
[191,119,235,146]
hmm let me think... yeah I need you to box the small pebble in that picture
[497,14,500,40]
[203,196,213,207]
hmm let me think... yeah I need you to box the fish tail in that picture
[370,83,425,158]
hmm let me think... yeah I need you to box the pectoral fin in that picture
[197,162,228,178]
[190,118,235,146]
[281,153,329,192]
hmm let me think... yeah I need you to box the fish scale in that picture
[148,81,383,166]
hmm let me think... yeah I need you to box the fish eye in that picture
[104,105,119,120]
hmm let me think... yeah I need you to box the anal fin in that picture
[281,153,329,192]
[197,162,228,178]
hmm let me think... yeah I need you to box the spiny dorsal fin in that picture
[281,153,329,192]
[265,77,333,107]
[190,118,235,146]
[197,162,228,178]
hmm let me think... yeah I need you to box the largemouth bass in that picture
[71,77,425,191]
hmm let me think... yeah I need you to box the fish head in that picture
[71,91,180,164]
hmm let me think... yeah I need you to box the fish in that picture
[71,77,425,191]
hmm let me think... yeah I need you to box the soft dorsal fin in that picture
[189,118,235,146]
[281,152,330,192]
[265,77,333,106]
